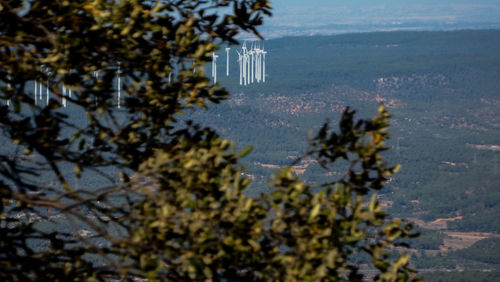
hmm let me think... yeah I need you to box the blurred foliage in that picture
[0,0,417,280]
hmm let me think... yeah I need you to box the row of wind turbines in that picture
[3,70,118,108]
[211,41,268,85]
[3,41,268,107]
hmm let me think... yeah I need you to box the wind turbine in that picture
[255,46,261,83]
[6,75,11,106]
[92,71,99,107]
[39,80,43,102]
[34,80,38,105]
[225,47,230,76]
[212,52,219,83]
[117,63,121,108]
[237,50,243,85]
[242,51,247,86]
[246,51,250,85]
[249,48,255,84]
[262,49,267,83]
[242,41,249,86]
[62,85,67,107]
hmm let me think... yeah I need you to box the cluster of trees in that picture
[413,237,500,270]
[452,237,500,265]
[421,270,500,282]
[0,1,418,280]
[400,227,446,251]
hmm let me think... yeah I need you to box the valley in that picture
[193,29,500,272]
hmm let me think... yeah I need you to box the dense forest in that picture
[192,29,500,271]
[195,29,500,231]
[421,270,500,282]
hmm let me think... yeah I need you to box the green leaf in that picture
[237,145,253,158]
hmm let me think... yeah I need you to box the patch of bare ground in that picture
[290,159,316,175]
[255,159,317,175]
[258,95,342,116]
[422,249,441,257]
[373,93,406,108]
[467,143,500,151]
[480,98,500,107]
[441,161,469,168]
[410,217,500,254]
[245,174,255,181]
[440,232,498,252]
[439,116,488,131]
[411,216,462,230]
[75,229,92,238]
[379,200,393,209]
[255,162,281,169]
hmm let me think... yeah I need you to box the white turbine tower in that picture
[34,80,38,105]
[246,52,251,85]
[62,85,67,107]
[242,42,248,86]
[242,51,247,86]
[262,49,267,83]
[258,48,263,82]
[237,51,243,85]
[6,75,11,106]
[93,71,99,107]
[254,45,260,83]
[39,80,43,101]
[212,52,219,83]
[117,63,121,108]
[249,49,255,84]
[225,47,230,76]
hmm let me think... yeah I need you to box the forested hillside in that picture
[192,30,500,270]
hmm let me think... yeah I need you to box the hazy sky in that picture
[261,0,500,37]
